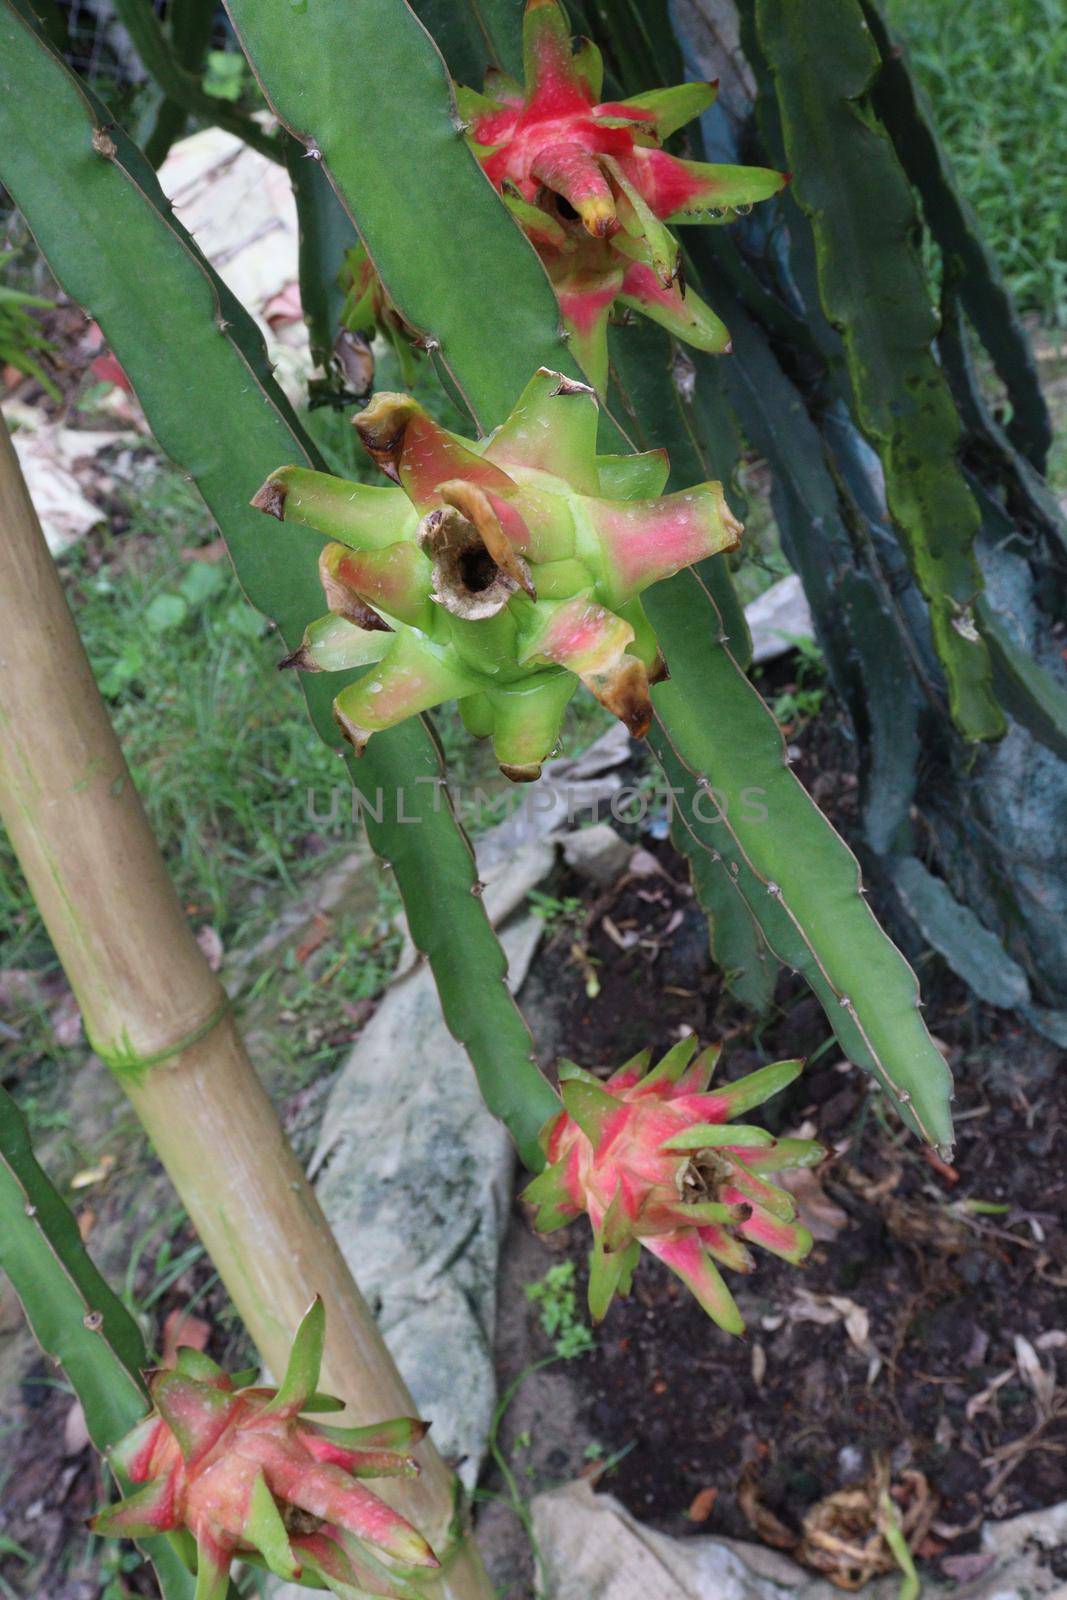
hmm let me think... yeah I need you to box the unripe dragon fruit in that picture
[457,0,787,391]
[91,1299,437,1599]
[253,366,741,779]
[524,1040,824,1330]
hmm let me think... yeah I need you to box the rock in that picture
[744,573,815,664]
[531,1479,1067,1600]
[561,823,632,887]
[309,916,543,1490]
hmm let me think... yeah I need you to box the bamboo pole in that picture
[0,417,492,1598]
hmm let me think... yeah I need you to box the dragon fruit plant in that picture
[457,0,787,391]
[253,365,741,780]
[91,1300,437,1600]
[524,1040,824,1331]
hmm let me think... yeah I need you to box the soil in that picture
[498,695,1067,1593]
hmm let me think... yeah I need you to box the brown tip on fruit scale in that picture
[332,703,371,756]
[278,646,317,673]
[548,371,596,398]
[251,478,287,520]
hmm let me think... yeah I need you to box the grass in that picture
[0,442,394,1143]
[885,0,1067,324]
[0,459,343,968]
[523,1261,595,1359]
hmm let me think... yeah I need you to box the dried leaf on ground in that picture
[195,924,224,971]
[294,912,333,966]
[70,1153,114,1190]
[685,1485,718,1523]
[161,1309,212,1368]
[50,989,83,1047]
[1013,1334,1056,1413]
[788,1290,881,1384]
[797,1464,935,1590]
[778,1165,849,1241]
[738,1467,799,1551]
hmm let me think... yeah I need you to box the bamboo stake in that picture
[0,417,493,1598]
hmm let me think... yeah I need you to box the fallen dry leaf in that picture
[797,1464,935,1590]
[779,1166,849,1242]
[738,1469,798,1551]
[1013,1333,1056,1413]
[71,1153,115,1190]
[789,1290,881,1384]
[161,1309,212,1368]
[941,1550,996,1582]
[196,925,224,972]
[295,912,332,966]
[686,1486,718,1523]
[64,1400,90,1456]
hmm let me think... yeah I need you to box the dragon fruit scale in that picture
[457,0,788,391]
[524,1041,825,1331]
[253,366,741,780]
[91,1299,437,1600]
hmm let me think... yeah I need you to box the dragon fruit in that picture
[457,0,787,390]
[524,1040,824,1330]
[91,1299,437,1599]
[253,366,741,779]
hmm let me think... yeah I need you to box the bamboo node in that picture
[94,994,232,1080]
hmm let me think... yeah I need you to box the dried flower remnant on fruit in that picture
[91,1299,437,1599]
[524,1041,824,1329]
[253,367,741,780]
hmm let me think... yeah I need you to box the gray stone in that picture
[744,573,815,664]
[561,823,633,887]
[310,915,544,1490]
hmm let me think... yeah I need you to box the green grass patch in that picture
[885,0,1067,323]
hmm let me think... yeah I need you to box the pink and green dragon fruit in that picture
[457,0,787,391]
[524,1040,824,1331]
[91,1299,437,1599]
[253,366,741,779]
